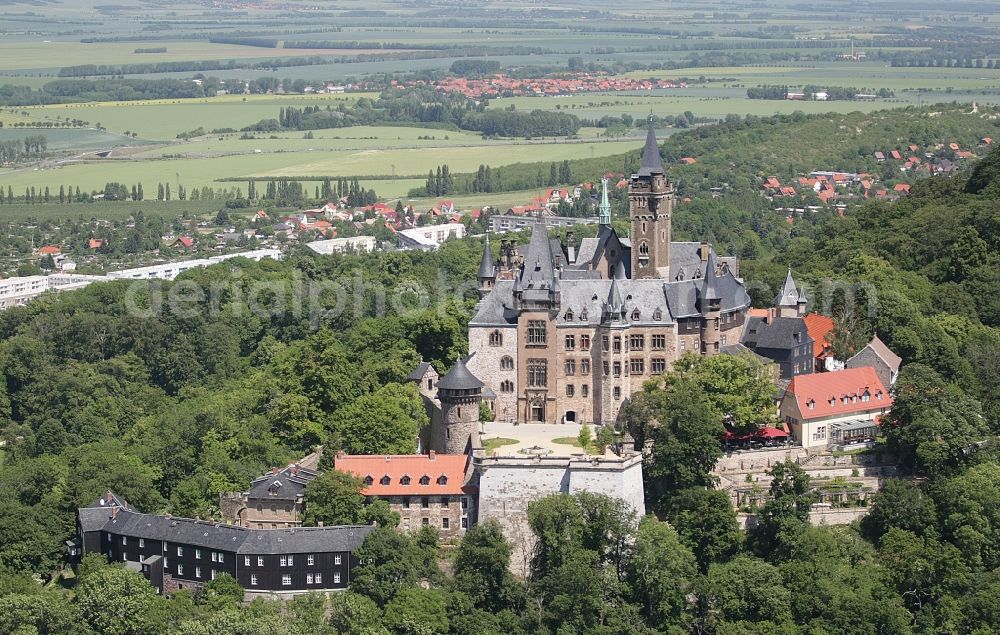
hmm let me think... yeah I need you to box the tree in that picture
[623,376,723,512]
[694,555,793,631]
[331,382,426,455]
[329,591,388,635]
[595,426,613,453]
[384,587,449,635]
[747,460,817,558]
[878,528,971,615]
[302,469,365,526]
[0,591,91,635]
[626,516,697,625]
[861,478,938,544]
[76,565,158,635]
[198,572,244,609]
[453,519,523,613]
[666,487,742,572]
[577,424,592,452]
[350,527,423,607]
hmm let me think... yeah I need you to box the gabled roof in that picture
[744,316,813,351]
[637,125,664,176]
[803,313,835,358]
[849,335,901,371]
[407,361,433,382]
[247,464,320,502]
[785,366,891,421]
[335,453,469,496]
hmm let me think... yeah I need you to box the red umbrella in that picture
[755,427,789,439]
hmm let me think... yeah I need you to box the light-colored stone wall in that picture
[467,325,518,422]
[475,454,644,576]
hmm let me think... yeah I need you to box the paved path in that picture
[479,421,613,458]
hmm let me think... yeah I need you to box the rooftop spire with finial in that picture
[477,234,495,280]
[775,268,800,308]
[637,119,664,177]
[700,251,721,303]
[598,176,612,226]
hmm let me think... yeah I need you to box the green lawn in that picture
[483,437,518,454]
[551,437,601,455]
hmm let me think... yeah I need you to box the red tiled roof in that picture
[786,366,891,421]
[87,239,103,249]
[174,236,194,248]
[803,312,835,358]
[893,183,911,193]
[39,245,61,255]
[335,453,468,496]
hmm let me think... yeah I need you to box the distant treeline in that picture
[58,56,335,77]
[243,88,581,138]
[449,60,501,77]
[746,85,894,100]
[133,47,167,54]
[0,134,47,164]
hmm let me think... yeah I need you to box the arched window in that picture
[653,309,662,321]
[489,330,503,347]
[500,356,514,370]
[500,380,514,393]
[639,241,649,255]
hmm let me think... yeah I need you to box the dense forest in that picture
[0,120,998,634]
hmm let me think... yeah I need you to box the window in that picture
[807,399,815,410]
[631,309,641,321]
[163,543,167,552]
[489,330,503,347]
[195,549,201,560]
[380,475,390,486]
[613,336,621,353]
[564,359,576,375]
[630,359,645,375]
[307,554,315,566]
[564,310,573,321]
[580,335,590,350]
[177,547,183,557]
[421,497,429,508]
[582,384,589,397]
[307,573,314,584]
[527,320,547,345]
[437,475,448,485]
[419,475,430,485]
[282,574,291,586]
[630,335,644,350]
[461,497,468,510]
[680,339,686,351]
[402,497,410,509]
[257,556,264,567]
[613,362,621,378]
[461,518,469,529]
[580,359,590,374]
[527,359,548,387]
[363,475,373,486]
[500,380,514,393]
[441,496,450,507]
[602,336,609,352]
[442,518,450,529]
[244,556,251,567]
[211,552,217,563]
[653,309,662,321]
[613,387,621,400]
[280,556,288,566]
[651,359,666,374]
[121,535,127,545]
[250,574,258,586]
[330,573,337,585]
[178,564,184,576]
[566,385,575,397]
[335,555,342,565]
[603,361,610,376]
[195,567,202,579]
[288,555,294,566]
[564,334,576,350]
[211,570,216,580]
[500,356,514,370]
[422,518,430,526]
[400,475,411,485]
[651,334,666,350]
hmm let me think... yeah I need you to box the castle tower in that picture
[775,269,807,318]
[435,359,484,455]
[477,237,496,299]
[699,252,722,355]
[629,124,675,280]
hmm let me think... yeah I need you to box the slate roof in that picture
[78,491,134,532]
[850,335,901,371]
[637,125,665,176]
[478,240,495,279]
[98,509,373,554]
[437,358,484,391]
[247,464,320,502]
[407,361,432,382]
[518,224,556,302]
[775,269,805,307]
[743,316,813,351]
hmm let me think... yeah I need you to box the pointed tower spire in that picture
[775,268,806,317]
[638,122,664,177]
[477,236,496,299]
[700,251,721,303]
[598,177,612,226]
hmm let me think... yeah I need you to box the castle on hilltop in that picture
[467,127,752,426]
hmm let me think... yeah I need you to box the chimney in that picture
[291,463,300,476]
[699,241,709,261]
[428,450,436,460]
[111,506,118,520]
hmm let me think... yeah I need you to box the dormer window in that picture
[565,310,574,321]
[807,399,815,410]
[631,310,640,321]
[653,309,662,321]
[842,396,849,405]
[580,309,588,321]
[363,475,373,486]
[400,475,411,486]
[380,475,390,486]
[419,475,430,486]
[876,391,883,400]
[829,397,835,407]
[437,475,448,485]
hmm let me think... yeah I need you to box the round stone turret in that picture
[435,359,484,455]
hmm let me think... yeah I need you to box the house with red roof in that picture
[38,245,61,256]
[802,313,841,372]
[779,366,892,448]
[893,183,911,195]
[87,239,104,250]
[679,157,697,164]
[334,451,473,537]
[949,142,960,151]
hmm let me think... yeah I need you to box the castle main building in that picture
[468,128,751,426]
